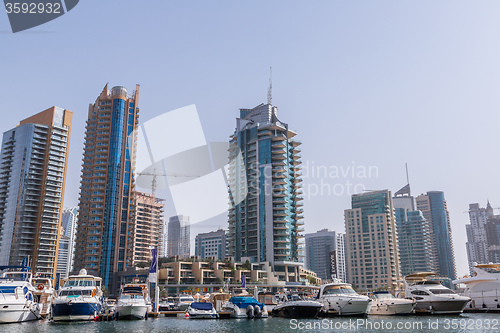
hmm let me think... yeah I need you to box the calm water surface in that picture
[1,314,499,333]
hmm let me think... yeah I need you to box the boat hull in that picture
[272,304,322,318]
[321,298,371,316]
[0,303,39,323]
[369,301,415,315]
[188,310,218,319]
[116,305,148,320]
[52,301,102,321]
[414,299,469,314]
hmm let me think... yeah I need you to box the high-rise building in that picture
[416,191,457,280]
[74,84,139,290]
[393,185,433,276]
[167,215,190,258]
[0,107,72,279]
[484,216,500,263]
[195,229,227,260]
[465,202,494,273]
[305,229,346,282]
[227,103,304,269]
[57,207,78,279]
[132,192,165,265]
[345,190,401,290]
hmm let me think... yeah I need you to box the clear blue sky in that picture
[2,1,500,277]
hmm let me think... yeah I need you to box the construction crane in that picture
[137,168,199,198]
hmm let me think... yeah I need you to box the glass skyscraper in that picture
[0,107,72,279]
[305,229,346,282]
[57,207,78,279]
[74,84,139,291]
[393,185,433,277]
[227,103,304,269]
[416,191,457,280]
[167,215,190,258]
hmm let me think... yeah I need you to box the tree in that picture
[101,285,110,297]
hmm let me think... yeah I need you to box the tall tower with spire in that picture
[393,183,434,276]
[227,101,304,274]
[465,201,494,274]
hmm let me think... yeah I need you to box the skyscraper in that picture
[74,84,139,290]
[57,207,78,279]
[132,192,165,265]
[227,103,304,269]
[484,216,500,263]
[305,229,346,282]
[465,202,494,273]
[195,229,227,260]
[393,185,433,276]
[416,191,457,280]
[345,190,401,290]
[167,215,190,258]
[0,107,72,279]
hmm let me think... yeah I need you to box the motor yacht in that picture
[51,269,103,321]
[0,266,40,323]
[115,284,151,320]
[368,291,415,315]
[187,301,218,319]
[404,272,470,314]
[271,291,323,318]
[453,263,500,310]
[316,281,372,316]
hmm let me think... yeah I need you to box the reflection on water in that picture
[1,314,499,333]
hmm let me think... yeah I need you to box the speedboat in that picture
[221,296,268,318]
[404,272,470,314]
[316,281,372,316]
[115,284,151,320]
[177,294,194,311]
[32,277,56,317]
[369,291,415,315]
[51,269,103,321]
[0,266,40,323]
[187,302,218,319]
[453,263,500,310]
[271,291,323,318]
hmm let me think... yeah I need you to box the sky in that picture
[2,1,500,277]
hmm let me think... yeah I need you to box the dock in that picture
[148,311,187,318]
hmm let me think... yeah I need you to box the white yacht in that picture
[453,263,500,310]
[187,302,218,319]
[0,266,40,323]
[32,277,56,317]
[176,294,194,311]
[116,284,151,320]
[369,291,415,315]
[271,291,323,318]
[51,269,103,321]
[317,281,372,316]
[404,272,470,314]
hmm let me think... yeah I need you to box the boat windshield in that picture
[179,297,193,302]
[429,288,455,295]
[323,286,357,295]
[63,280,95,288]
[59,289,92,296]
[1,273,26,281]
[121,294,144,299]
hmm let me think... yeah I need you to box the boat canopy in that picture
[229,296,264,309]
[190,302,214,310]
[404,272,437,280]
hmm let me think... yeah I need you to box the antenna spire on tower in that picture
[267,67,272,105]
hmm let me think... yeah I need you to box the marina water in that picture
[1,313,499,333]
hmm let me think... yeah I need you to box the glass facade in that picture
[74,84,139,291]
[227,103,303,269]
[0,107,72,279]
